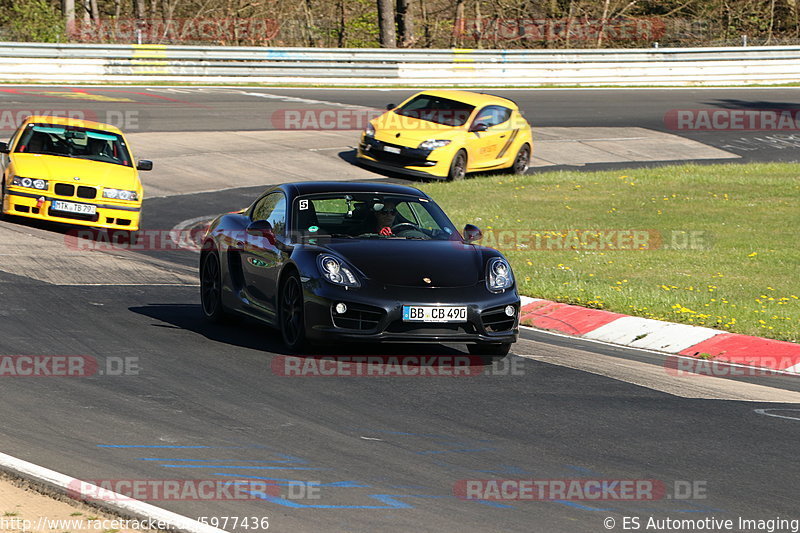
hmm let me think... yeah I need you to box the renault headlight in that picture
[12,176,48,190]
[318,254,360,288]
[364,122,375,138]
[486,257,514,292]
[103,188,139,201]
[418,139,451,150]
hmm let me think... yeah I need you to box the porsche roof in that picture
[280,181,428,197]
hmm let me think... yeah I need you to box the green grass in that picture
[418,162,800,342]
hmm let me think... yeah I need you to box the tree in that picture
[376,0,396,46]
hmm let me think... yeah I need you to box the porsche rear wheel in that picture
[447,150,467,181]
[510,144,530,175]
[200,250,227,323]
[468,342,511,358]
[280,272,308,352]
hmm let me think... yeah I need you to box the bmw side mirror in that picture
[463,224,483,244]
[386,103,396,111]
[0,142,8,154]
[136,159,153,171]
[470,123,489,133]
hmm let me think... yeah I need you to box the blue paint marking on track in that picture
[138,454,306,464]
[415,448,497,455]
[474,465,532,475]
[248,491,445,509]
[468,499,515,509]
[97,445,211,448]
[159,464,325,470]
[210,473,368,488]
[553,500,610,511]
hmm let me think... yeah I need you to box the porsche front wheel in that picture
[447,150,467,181]
[280,272,308,352]
[200,250,227,323]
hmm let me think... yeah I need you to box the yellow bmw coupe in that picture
[0,115,151,233]
[357,90,532,181]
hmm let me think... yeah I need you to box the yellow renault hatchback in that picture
[357,90,532,181]
[0,115,151,233]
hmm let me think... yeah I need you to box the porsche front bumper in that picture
[303,280,520,345]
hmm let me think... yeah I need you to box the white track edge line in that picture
[0,451,227,533]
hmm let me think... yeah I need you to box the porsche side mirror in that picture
[386,103,396,111]
[0,142,8,154]
[136,159,153,171]
[470,123,489,133]
[247,219,273,237]
[463,224,483,244]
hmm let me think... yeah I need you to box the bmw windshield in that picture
[293,193,462,241]
[14,123,133,167]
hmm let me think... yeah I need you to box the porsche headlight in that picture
[486,257,514,292]
[364,122,375,138]
[418,139,451,150]
[317,254,360,288]
[11,176,48,190]
[103,188,139,201]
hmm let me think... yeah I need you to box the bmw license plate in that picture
[383,145,401,154]
[51,200,97,215]
[403,305,467,323]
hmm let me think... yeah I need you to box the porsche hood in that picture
[318,239,494,288]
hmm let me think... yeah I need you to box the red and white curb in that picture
[519,296,800,373]
[0,451,225,533]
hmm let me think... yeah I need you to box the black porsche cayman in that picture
[199,181,520,356]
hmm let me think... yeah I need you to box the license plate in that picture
[383,145,401,154]
[51,200,97,215]
[403,305,467,323]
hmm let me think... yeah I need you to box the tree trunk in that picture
[337,0,346,47]
[133,0,145,19]
[63,0,75,34]
[396,0,414,46]
[452,0,464,47]
[596,0,610,47]
[377,0,397,47]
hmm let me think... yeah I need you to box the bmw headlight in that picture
[364,122,375,138]
[486,257,514,292]
[11,176,48,190]
[103,188,139,201]
[418,139,451,150]
[317,254,360,288]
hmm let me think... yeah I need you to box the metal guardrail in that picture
[0,42,799,85]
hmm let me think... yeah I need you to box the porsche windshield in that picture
[14,123,133,167]
[293,193,461,240]
[394,95,475,127]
